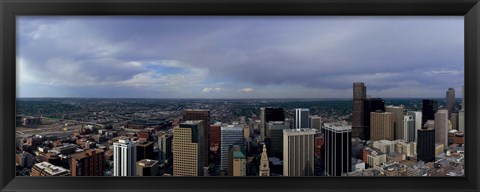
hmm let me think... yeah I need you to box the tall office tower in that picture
[136,159,159,176]
[435,109,449,147]
[417,126,436,163]
[459,85,465,132]
[173,120,204,176]
[220,125,244,171]
[157,131,172,165]
[267,121,290,158]
[283,128,315,176]
[113,138,137,176]
[259,144,270,176]
[310,115,322,129]
[228,145,246,176]
[295,108,310,128]
[370,111,394,141]
[323,123,352,176]
[70,149,104,176]
[363,98,385,140]
[386,105,405,140]
[407,111,422,140]
[260,107,286,140]
[136,140,154,160]
[183,109,210,167]
[422,99,438,126]
[450,112,459,130]
[403,115,416,142]
[210,123,221,152]
[353,82,367,139]
[446,88,456,118]
[30,162,70,176]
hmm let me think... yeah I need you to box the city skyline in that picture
[17,16,464,98]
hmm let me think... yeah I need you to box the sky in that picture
[17,16,464,99]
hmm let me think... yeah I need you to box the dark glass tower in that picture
[417,127,435,163]
[352,82,366,139]
[422,99,438,126]
[363,98,385,140]
[323,123,352,176]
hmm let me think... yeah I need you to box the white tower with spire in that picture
[259,144,270,176]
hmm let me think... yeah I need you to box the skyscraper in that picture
[407,111,422,140]
[228,145,246,176]
[173,120,204,176]
[323,122,352,176]
[113,138,137,176]
[403,115,416,142]
[422,99,438,126]
[209,123,221,153]
[386,105,405,140]
[352,82,367,139]
[363,98,385,140]
[157,131,172,165]
[283,128,315,176]
[435,109,449,147]
[370,111,394,141]
[295,108,310,128]
[417,127,435,163]
[259,144,270,176]
[459,85,465,132]
[136,159,159,176]
[183,109,210,167]
[446,88,456,118]
[220,125,244,171]
[310,115,322,129]
[267,121,290,158]
[260,107,285,140]
[70,149,104,176]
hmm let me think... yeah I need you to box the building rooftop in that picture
[283,128,316,135]
[137,159,159,167]
[323,122,352,132]
[34,162,69,175]
[232,151,246,159]
[70,149,105,160]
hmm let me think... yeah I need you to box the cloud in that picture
[16,16,464,98]
[238,88,254,93]
[202,87,224,93]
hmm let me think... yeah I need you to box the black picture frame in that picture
[1,0,479,192]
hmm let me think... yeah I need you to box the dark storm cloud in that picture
[17,16,464,98]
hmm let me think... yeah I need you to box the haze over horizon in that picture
[17,16,464,99]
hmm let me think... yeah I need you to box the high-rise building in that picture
[173,120,204,176]
[450,112,458,131]
[370,111,394,141]
[267,121,290,158]
[295,108,310,128]
[70,149,104,176]
[259,144,270,176]
[403,115,416,142]
[220,125,244,171]
[260,107,286,141]
[459,85,465,132]
[435,109,449,147]
[136,159,159,176]
[157,131,172,165]
[209,123,221,153]
[136,140,154,161]
[363,98,385,140]
[417,127,436,163]
[113,138,137,176]
[352,82,367,139]
[407,111,422,140]
[422,99,438,126]
[30,162,70,176]
[183,109,210,167]
[310,115,322,129]
[446,88,456,118]
[228,145,246,176]
[283,128,315,176]
[323,123,352,176]
[386,105,405,140]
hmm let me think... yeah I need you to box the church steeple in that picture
[259,143,270,176]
